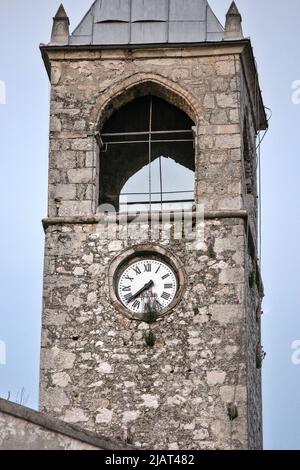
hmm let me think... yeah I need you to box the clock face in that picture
[117,258,178,314]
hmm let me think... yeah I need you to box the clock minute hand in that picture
[127,280,154,303]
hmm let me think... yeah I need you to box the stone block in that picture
[209,304,242,324]
[41,347,76,371]
[67,168,93,184]
[216,93,238,108]
[49,184,76,200]
[216,196,242,210]
[215,134,241,149]
[70,139,94,151]
[206,371,226,385]
[216,60,235,76]
[220,385,247,404]
[219,268,244,285]
[210,109,229,125]
[50,116,62,132]
[214,236,244,254]
[52,151,77,169]
[58,200,92,216]
[203,93,215,108]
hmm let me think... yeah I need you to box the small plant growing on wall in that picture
[204,237,216,259]
[142,303,158,347]
[227,403,238,421]
[192,302,199,315]
[144,331,156,347]
[142,302,159,324]
[207,244,216,259]
[256,345,266,369]
[249,271,256,288]
[256,305,263,322]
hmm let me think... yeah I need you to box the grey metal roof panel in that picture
[72,11,93,37]
[131,22,167,44]
[131,0,168,22]
[70,35,91,45]
[72,5,94,41]
[94,0,130,22]
[69,0,225,46]
[169,21,206,43]
[207,4,224,34]
[206,32,224,42]
[169,0,206,21]
[93,23,130,45]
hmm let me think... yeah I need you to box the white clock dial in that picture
[117,258,178,314]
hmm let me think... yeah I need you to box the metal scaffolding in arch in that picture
[100,96,196,212]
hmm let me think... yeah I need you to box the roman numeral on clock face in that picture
[133,266,141,275]
[132,300,140,309]
[122,286,131,292]
[161,273,170,280]
[161,292,171,301]
[124,275,134,282]
[124,293,132,302]
[164,284,173,289]
[144,263,151,272]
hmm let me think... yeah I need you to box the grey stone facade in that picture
[40,9,267,449]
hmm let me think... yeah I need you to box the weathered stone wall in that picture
[41,44,263,450]
[47,47,243,217]
[245,251,263,450]
[240,70,263,450]
[41,218,250,450]
[240,70,259,236]
[0,398,133,450]
[0,413,95,450]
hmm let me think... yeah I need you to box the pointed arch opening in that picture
[98,93,196,212]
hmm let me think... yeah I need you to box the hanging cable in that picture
[256,106,272,268]
[159,156,163,211]
[256,107,272,150]
[148,97,153,212]
[258,131,262,268]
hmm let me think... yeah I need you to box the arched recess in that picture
[94,73,202,130]
[97,85,196,211]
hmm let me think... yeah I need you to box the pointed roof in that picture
[69,0,225,46]
[54,4,69,22]
[51,3,70,44]
[225,1,243,40]
[227,1,241,17]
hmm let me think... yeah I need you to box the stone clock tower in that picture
[40,1,267,450]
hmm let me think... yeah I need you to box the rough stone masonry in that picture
[39,1,267,450]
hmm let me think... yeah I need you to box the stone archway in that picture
[97,92,196,211]
[91,72,202,131]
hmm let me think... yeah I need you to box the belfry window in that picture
[99,95,195,212]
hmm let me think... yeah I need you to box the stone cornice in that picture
[42,210,248,230]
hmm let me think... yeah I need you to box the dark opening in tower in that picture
[98,95,195,212]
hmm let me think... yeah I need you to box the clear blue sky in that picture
[0,0,299,450]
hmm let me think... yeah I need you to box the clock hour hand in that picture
[127,280,154,303]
